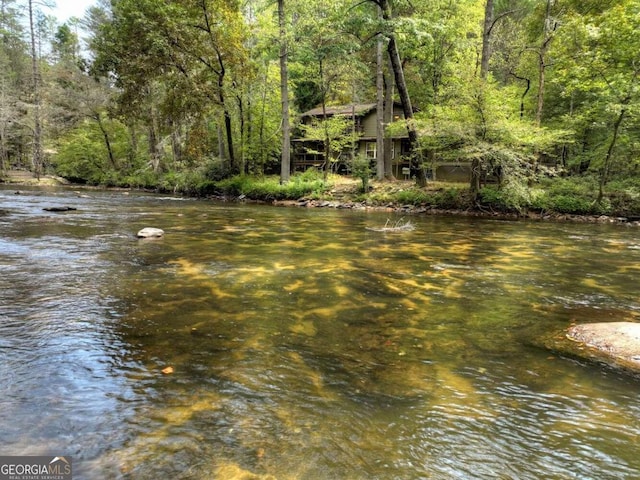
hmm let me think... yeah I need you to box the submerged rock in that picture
[43,206,77,212]
[137,227,165,238]
[567,322,640,372]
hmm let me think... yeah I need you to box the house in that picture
[292,103,412,177]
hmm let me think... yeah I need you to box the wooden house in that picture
[292,103,412,177]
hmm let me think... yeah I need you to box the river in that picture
[1,185,639,479]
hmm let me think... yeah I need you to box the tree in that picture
[291,0,364,180]
[480,0,494,80]
[375,5,385,180]
[472,0,495,197]
[534,0,558,127]
[298,114,361,173]
[27,0,43,177]
[0,0,27,172]
[278,0,290,183]
[373,0,428,186]
[92,0,249,172]
[239,2,285,175]
[51,23,79,62]
[553,0,640,204]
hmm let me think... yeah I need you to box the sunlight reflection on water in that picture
[1,186,640,479]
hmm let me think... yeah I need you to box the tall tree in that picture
[553,0,640,203]
[471,0,496,197]
[369,0,427,186]
[0,0,26,172]
[278,0,290,183]
[535,0,557,127]
[480,0,493,80]
[51,23,79,62]
[375,5,385,180]
[92,0,249,172]
[28,0,42,177]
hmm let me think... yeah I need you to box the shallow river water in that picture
[1,185,640,479]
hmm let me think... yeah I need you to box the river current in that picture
[1,185,639,479]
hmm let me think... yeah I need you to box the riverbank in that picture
[271,197,639,225]
[3,170,640,226]
[1,169,70,186]
[264,177,640,226]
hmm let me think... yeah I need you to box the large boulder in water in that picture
[566,322,640,372]
[137,227,165,238]
[533,321,640,377]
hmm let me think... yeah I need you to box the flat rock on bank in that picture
[566,322,640,372]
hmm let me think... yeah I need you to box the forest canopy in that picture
[2,0,639,215]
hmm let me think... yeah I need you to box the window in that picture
[365,142,376,160]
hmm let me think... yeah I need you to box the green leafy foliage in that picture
[349,155,373,192]
[4,0,639,220]
[298,115,362,171]
[53,119,131,185]
[215,174,329,200]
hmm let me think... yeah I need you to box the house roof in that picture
[300,103,378,118]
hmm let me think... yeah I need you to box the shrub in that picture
[395,188,431,205]
[157,170,204,194]
[349,155,373,192]
[122,169,159,190]
[199,157,231,181]
[604,177,640,216]
[214,174,329,200]
[478,185,512,210]
[434,187,469,209]
[215,175,252,196]
[532,176,611,215]
[549,195,594,214]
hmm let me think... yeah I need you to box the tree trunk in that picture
[378,0,426,186]
[321,85,330,181]
[237,93,245,174]
[95,113,116,169]
[222,100,235,170]
[596,74,636,205]
[384,71,395,179]
[148,105,160,172]
[214,50,235,171]
[596,107,626,205]
[217,123,225,160]
[387,35,426,186]
[536,53,546,127]
[246,92,252,174]
[470,0,495,200]
[259,68,268,174]
[0,128,7,173]
[278,0,291,183]
[28,0,42,179]
[317,59,331,182]
[470,158,481,199]
[480,0,493,79]
[171,120,182,166]
[375,6,385,181]
[127,122,138,170]
[536,0,555,127]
